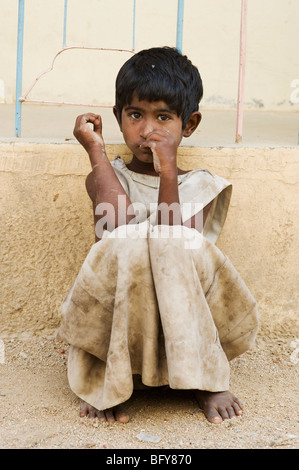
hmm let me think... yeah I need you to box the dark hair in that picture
[115,47,203,129]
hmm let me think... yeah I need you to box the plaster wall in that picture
[0,143,298,337]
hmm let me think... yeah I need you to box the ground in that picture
[0,330,298,450]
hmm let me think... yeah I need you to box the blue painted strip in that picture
[63,0,68,47]
[176,0,184,53]
[15,0,25,137]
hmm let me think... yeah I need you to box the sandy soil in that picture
[0,330,298,450]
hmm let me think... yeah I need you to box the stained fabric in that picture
[57,158,258,411]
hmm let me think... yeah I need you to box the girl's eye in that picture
[158,114,171,121]
[130,112,141,120]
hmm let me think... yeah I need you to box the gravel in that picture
[0,330,298,450]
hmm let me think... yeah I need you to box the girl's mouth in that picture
[138,145,152,154]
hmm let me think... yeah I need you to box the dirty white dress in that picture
[57,157,258,411]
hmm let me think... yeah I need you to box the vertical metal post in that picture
[176,0,184,53]
[63,0,68,47]
[236,0,248,143]
[15,0,25,137]
[132,0,136,50]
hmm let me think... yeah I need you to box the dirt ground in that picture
[0,328,298,451]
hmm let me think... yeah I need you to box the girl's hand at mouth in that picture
[139,129,178,176]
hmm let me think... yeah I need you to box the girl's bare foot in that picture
[80,401,129,423]
[194,390,243,424]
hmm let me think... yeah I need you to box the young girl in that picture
[57,47,258,425]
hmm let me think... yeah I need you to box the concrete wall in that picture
[0,142,298,337]
[1,0,299,110]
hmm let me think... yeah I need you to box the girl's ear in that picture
[182,111,202,138]
[113,106,122,131]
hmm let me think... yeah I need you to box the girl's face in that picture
[115,94,184,164]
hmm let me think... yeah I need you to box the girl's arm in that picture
[143,130,211,230]
[158,171,212,230]
[141,129,182,226]
[74,114,135,240]
[157,170,182,226]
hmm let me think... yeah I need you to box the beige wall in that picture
[0,142,298,337]
[1,0,299,110]
[0,1,298,337]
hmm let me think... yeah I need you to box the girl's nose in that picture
[140,119,154,139]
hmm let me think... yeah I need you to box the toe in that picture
[227,405,237,419]
[88,407,97,419]
[235,397,244,410]
[79,402,88,417]
[115,406,130,423]
[80,401,95,418]
[105,409,117,422]
[97,410,109,422]
[217,405,230,421]
[205,406,223,424]
[232,401,243,416]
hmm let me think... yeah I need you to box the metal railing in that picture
[15,0,247,142]
[15,0,140,136]
[15,0,187,137]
